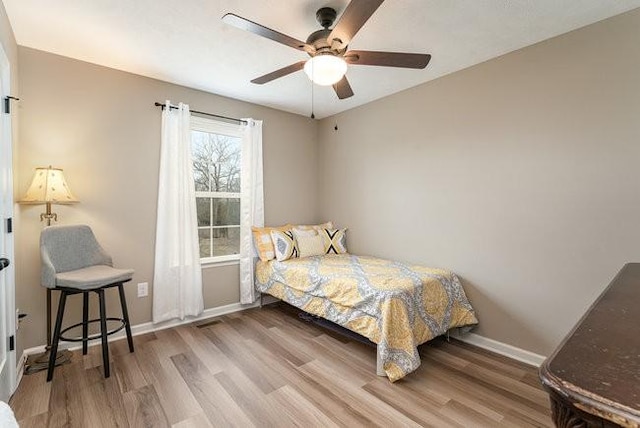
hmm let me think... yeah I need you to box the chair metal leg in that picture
[46,288,52,347]
[82,292,89,355]
[47,290,68,382]
[118,283,134,353]
[97,289,110,378]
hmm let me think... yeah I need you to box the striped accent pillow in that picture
[270,229,299,261]
[322,228,348,254]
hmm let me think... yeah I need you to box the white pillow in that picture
[293,228,325,258]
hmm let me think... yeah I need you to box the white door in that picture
[0,42,16,402]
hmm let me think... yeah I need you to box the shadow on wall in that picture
[458,276,549,355]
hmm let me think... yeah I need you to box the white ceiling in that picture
[3,1,640,119]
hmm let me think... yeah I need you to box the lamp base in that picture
[40,202,57,226]
[24,348,72,375]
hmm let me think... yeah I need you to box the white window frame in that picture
[191,116,243,265]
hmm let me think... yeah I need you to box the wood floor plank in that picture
[313,334,378,382]
[81,378,129,428]
[362,378,460,427]
[171,412,214,428]
[253,305,324,339]
[227,313,312,367]
[424,347,548,405]
[439,399,503,428]
[102,372,132,427]
[8,368,51,420]
[411,365,508,423]
[521,370,546,389]
[299,359,423,427]
[10,302,552,428]
[465,362,548,404]
[437,338,534,373]
[152,328,191,359]
[113,351,148,393]
[47,363,90,427]
[13,412,49,428]
[171,351,254,427]
[424,344,471,370]
[214,367,298,427]
[136,339,203,424]
[122,384,170,428]
[414,355,552,425]
[202,322,287,394]
[83,343,111,370]
[427,339,529,379]
[267,321,377,386]
[269,385,339,427]
[110,332,157,357]
[174,324,231,375]
[238,332,378,427]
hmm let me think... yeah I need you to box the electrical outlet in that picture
[137,282,149,297]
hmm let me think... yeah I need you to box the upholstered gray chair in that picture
[41,224,135,381]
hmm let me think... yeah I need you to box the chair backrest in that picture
[40,225,113,288]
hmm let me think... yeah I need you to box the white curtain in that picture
[239,119,264,304]
[153,101,203,323]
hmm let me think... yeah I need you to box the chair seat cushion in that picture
[55,265,134,290]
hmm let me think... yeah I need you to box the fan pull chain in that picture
[311,83,315,119]
[310,61,315,119]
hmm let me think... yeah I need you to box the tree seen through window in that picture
[191,128,241,260]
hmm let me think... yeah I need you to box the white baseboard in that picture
[117,300,260,343]
[454,331,546,367]
[21,300,259,357]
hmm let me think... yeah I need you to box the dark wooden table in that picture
[540,263,640,427]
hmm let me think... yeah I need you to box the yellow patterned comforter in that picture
[256,254,478,382]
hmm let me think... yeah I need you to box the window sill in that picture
[201,259,240,269]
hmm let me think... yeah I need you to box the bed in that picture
[255,253,478,382]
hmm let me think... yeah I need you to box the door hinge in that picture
[9,335,15,352]
[4,96,19,114]
[6,217,12,234]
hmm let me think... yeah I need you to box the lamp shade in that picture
[304,55,348,86]
[20,166,78,205]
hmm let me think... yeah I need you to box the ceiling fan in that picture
[222,0,431,100]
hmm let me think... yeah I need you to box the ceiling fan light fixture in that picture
[304,54,347,86]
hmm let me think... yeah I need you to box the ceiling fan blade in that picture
[222,13,310,52]
[333,76,354,99]
[328,0,385,49]
[251,61,306,84]
[345,50,431,69]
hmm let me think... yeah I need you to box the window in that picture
[191,116,243,263]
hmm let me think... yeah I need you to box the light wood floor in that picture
[10,303,552,427]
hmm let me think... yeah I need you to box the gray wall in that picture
[318,9,640,356]
[15,47,319,350]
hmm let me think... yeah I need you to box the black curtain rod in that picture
[154,102,247,124]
